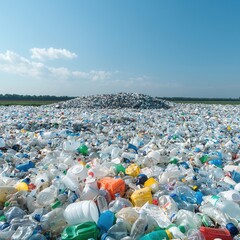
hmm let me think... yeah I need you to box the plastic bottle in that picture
[109,193,133,213]
[170,193,196,212]
[29,233,47,240]
[218,189,240,203]
[158,195,178,220]
[36,185,57,206]
[96,194,109,213]
[203,195,240,221]
[61,174,82,197]
[130,211,148,240]
[97,210,115,234]
[4,206,26,222]
[199,204,239,232]
[167,225,187,239]
[40,207,67,235]
[173,209,202,234]
[81,177,99,200]
[10,226,34,240]
[107,219,128,240]
[175,185,198,204]
[115,207,139,231]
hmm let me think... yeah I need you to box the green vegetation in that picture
[0,94,75,101]
[0,94,76,106]
[161,97,240,105]
[0,100,59,106]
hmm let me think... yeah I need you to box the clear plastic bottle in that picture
[36,185,57,206]
[130,211,148,240]
[204,195,240,221]
[199,203,239,230]
[109,193,133,213]
[11,226,34,240]
[107,219,128,240]
[40,207,67,236]
[158,195,178,220]
[173,209,202,234]
[96,194,109,213]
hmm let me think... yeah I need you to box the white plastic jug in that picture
[63,200,99,225]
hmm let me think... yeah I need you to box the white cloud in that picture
[30,47,77,60]
[0,50,112,82]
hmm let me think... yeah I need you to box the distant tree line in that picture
[0,94,76,101]
[160,97,240,101]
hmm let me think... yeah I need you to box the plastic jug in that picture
[61,221,99,240]
[98,177,125,200]
[64,200,99,225]
[130,187,153,207]
[125,164,141,177]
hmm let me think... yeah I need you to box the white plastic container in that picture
[61,175,82,196]
[67,164,88,181]
[63,200,99,225]
[218,190,240,203]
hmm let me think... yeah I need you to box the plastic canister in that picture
[125,164,141,177]
[97,210,115,233]
[199,226,232,240]
[67,164,88,181]
[61,221,99,240]
[144,178,159,193]
[64,200,99,225]
[130,187,153,207]
[0,186,17,203]
[98,177,125,200]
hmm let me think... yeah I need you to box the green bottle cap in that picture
[51,199,62,209]
[0,215,6,222]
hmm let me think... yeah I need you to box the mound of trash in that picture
[53,92,172,109]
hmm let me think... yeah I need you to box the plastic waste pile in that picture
[0,99,239,239]
[52,92,172,109]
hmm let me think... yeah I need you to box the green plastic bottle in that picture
[139,229,172,240]
[61,221,99,240]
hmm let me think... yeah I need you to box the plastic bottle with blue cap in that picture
[130,210,148,240]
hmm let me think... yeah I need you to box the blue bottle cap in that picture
[34,214,41,222]
[226,223,239,237]
[100,233,108,240]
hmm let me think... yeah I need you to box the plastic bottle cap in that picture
[179,225,186,233]
[192,185,198,191]
[165,229,173,239]
[226,223,239,236]
[100,233,108,240]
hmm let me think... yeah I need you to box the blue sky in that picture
[0,0,239,97]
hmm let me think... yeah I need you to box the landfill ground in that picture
[0,93,240,239]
